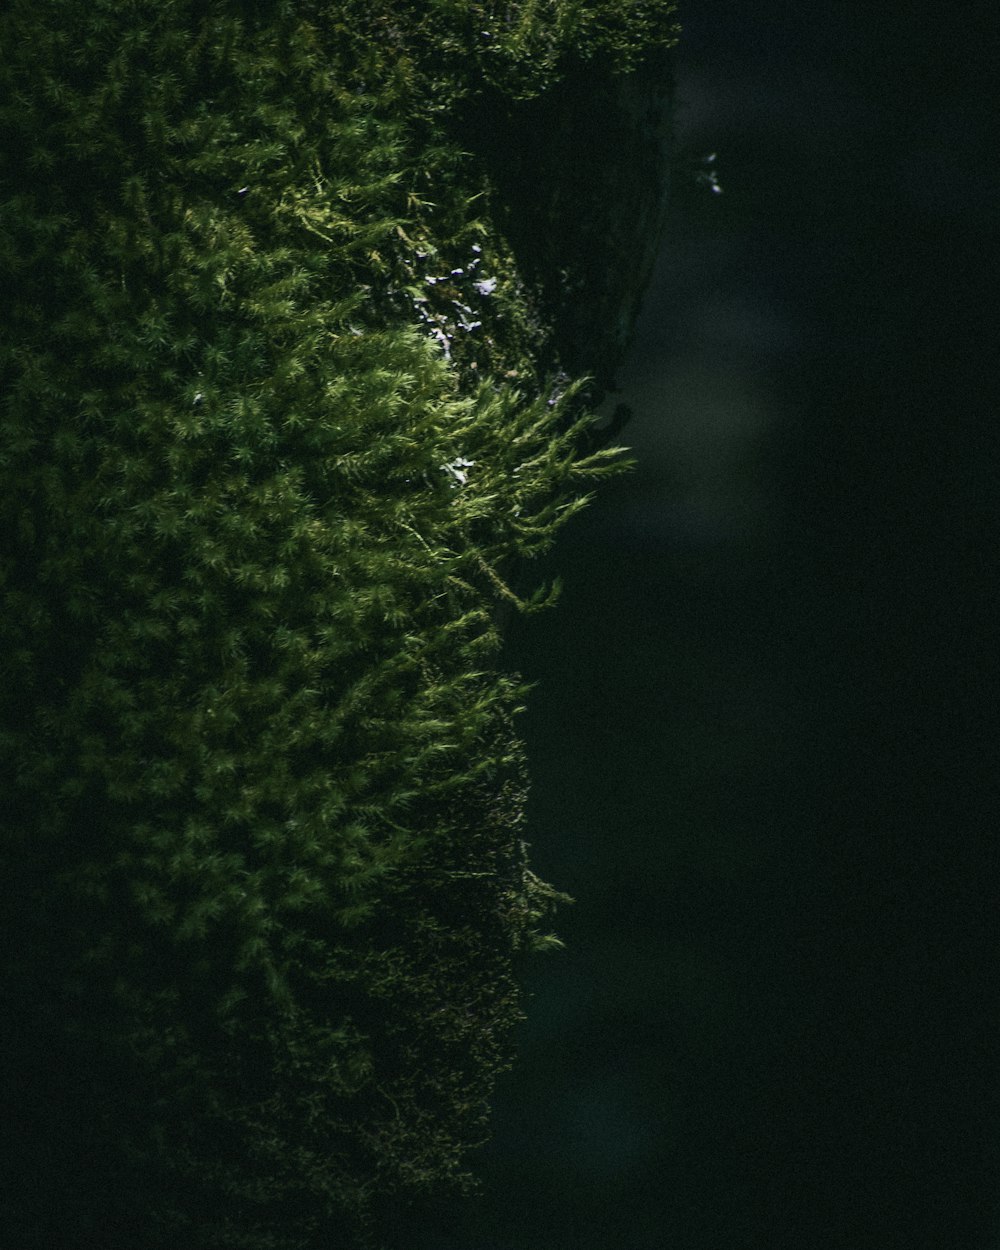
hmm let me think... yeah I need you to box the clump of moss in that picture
[0,2,677,1247]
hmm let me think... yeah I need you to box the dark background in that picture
[419,3,998,1248]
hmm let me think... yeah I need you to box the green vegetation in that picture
[0,2,678,1246]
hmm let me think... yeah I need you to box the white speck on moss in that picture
[440,456,476,486]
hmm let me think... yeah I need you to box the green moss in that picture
[0,2,677,1246]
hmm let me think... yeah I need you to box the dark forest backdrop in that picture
[426,3,1000,1248]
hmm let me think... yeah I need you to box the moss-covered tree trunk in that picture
[0,3,678,1246]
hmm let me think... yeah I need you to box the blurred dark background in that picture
[417,2,999,1247]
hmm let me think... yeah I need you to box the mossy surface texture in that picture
[0,3,678,1246]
